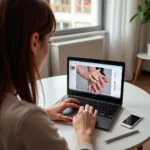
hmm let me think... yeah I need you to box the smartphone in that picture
[120,114,143,129]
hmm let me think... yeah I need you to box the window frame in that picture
[50,0,104,36]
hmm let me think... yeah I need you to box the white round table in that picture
[37,76,150,150]
[137,53,150,60]
[133,53,150,84]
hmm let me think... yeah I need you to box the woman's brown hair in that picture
[0,0,56,104]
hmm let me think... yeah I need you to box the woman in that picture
[0,0,98,150]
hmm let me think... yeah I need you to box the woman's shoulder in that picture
[1,92,46,128]
[0,93,62,150]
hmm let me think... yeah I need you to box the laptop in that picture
[62,57,125,130]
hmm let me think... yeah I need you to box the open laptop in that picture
[62,57,125,130]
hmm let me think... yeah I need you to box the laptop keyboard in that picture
[73,97,119,119]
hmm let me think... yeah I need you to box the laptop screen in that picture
[69,60,123,99]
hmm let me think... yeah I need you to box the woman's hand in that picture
[85,69,101,83]
[88,81,104,94]
[86,69,108,84]
[73,105,98,144]
[44,98,80,122]
[88,74,108,94]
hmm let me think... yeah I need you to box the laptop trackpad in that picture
[63,108,78,117]
[96,116,112,130]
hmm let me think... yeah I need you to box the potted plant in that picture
[130,0,150,55]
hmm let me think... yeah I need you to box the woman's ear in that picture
[30,32,40,55]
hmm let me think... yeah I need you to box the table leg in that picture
[132,59,143,84]
[137,145,143,150]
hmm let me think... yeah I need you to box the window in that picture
[75,22,91,28]
[76,0,91,13]
[49,0,104,35]
[56,22,61,30]
[56,21,72,30]
[63,22,72,29]
[51,0,71,12]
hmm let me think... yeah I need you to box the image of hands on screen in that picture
[76,65,111,95]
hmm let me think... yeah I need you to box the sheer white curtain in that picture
[105,0,144,80]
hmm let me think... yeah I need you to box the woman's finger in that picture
[89,106,93,114]
[78,106,84,114]
[92,84,98,93]
[102,75,108,82]
[99,76,105,88]
[96,81,103,92]
[73,115,77,122]
[64,98,80,104]
[57,114,73,122]
[91,70,100,81]
[93,109,98,118]
[91,75,99,81]
[85,104,90,112]
[89,75,97,83]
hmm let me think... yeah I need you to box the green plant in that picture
[130,0,150,24]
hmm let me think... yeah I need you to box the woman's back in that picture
[0,93,68,150]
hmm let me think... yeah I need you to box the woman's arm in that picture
[21,109,68,150]
[76,65,98,83]
[76,65,88,79]
[87,66,97,72]
[21,108,95,150]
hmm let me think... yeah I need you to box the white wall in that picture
[40,31,108,78]
[51,36,104,76]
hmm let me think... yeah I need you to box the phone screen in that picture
[123,114,141,126]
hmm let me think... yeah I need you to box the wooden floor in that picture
[132,71,150,150]
[134,71,150,94]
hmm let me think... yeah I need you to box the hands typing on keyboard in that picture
[72,96,119,119]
